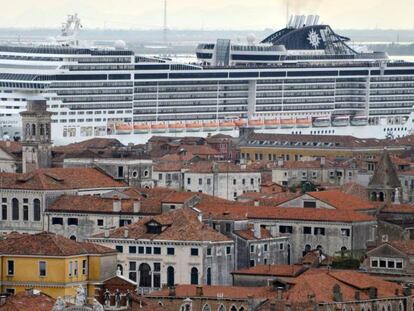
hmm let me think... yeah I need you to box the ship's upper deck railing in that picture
[0,45,133,56]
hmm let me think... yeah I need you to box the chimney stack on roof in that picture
[253,223,261,239]
[113,196,121,212]
[104,228,109,238]
[124,228,129,238]
[133,199,141,213]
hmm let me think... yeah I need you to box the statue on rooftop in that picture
[75,285,86,306]
[92,298,104,311]
[52,297,66,311]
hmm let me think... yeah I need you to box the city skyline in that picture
[1,0,414,30]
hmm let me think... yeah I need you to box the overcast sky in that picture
[1,0,413,30]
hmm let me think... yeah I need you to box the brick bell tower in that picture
[20,96,53,173]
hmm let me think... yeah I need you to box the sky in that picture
[0,0,413,30]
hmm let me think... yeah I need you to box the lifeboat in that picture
[219,120,236,131]
[313,117,331,128]
[248,119,264,129]
[351,116,368,126]
[332,116,350,127]
[168,122,185,133]
[264,119,280,129]
[151,123,167,133]
[203,121,219,131]
[234,119,247,127]
[115,123,133,134]
[296,117,312,128]
[134,123,150,134]
[280,118,296,128]
[185,122,202,132]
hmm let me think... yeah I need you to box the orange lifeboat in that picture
[168,122,185,133]
[280,118,296,128]
[248,119,264,129]
[234,119,247,127]
[134,123,150,134]
[185,122,202,132]
[203,121,219,131]
[219,120,236,131]
[296,117,312,128]
[151,123,167,133]
[264,119,280,129]
[115,123,133,134]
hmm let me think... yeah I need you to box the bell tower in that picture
[20,97,52,173]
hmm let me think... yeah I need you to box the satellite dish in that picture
[114,40,126,50]
[246,33,256,45]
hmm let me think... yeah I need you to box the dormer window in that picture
[147,221,162,234]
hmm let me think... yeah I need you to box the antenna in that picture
[163,0,168,44]
[285,0,290,26]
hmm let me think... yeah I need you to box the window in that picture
[129,261,137,271]
[146,247,152,254]
[207,248,212,256]
[380,260,386,268]
[250,260,255,267]
[39,261,46,277]
[167,247,175,255]
[154,247,161,255]
[250,245,255,253]
[118,166,124,178]
[250,178,254,185]
[7,260,14,275]
[52,217,63,225]
[33,199,41,221]
[82,260,87,275]
[264,244,269,252]
[1,203,7,220]
[190,267,198,285]
[74,261,78,276]
[199,178,202,185]
[191,248,199,256]
[12,198,19,220]
[279,225,293,234]
[69,261,73,277]
[129,246,137,254]
[233,179,236,185]
[279,243,284,250]
[396,261,403,269]
[167,266,175,286]
[341,228,350,237]
[304,227,312,235]
[158,173,163,181]
[138,246,144,254]
[97,219,104,227]
[23,205,29,221]
[207,178,211,185]
[68,218,78,226]
[187,178,191,185]
[303,201,316,208]
[388,261,395,268]
[225,223,231,233]
[314,227,325,236]
[242,179,246,185]
[116,245,124,253]
[371,259,378,268]
[226,246,231,255]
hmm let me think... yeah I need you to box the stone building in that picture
[20,97,52,173]
[88,208,235,292]
[0,167,127,234]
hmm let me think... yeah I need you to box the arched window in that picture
[139,263,152,288]
[379,192,385,202]
[371,192,377,201]
[287,244,291,265]
[399,302,404,311]
[202,304,211,311]
[117,264,123,275]
[180,303,191,311]
[167,266,175,287]
[230,306,237,311]
[33,199,41,221]
[12,198,19,220]
[25,123,30,138]
[23,205,29,221]
[206,267,212,285]
[40,124,44,136]
[303,244,311,256]
[190,267,198,285]
[70,235,77,241]
[31,124,36,136]
[388,304,392,311]
[218,305,226,311]
[239,307,246,311]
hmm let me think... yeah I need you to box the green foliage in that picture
[331,257,361,270]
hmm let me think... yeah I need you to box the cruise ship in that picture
[0,14,413,145]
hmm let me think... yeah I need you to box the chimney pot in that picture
[253,223,261,239]
[133,199,141,213]
[124,228,129,238]
[113,198,122,212]
[104,228,109,238]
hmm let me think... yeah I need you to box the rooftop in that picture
[232,264,304,277]
[307,190,376,211]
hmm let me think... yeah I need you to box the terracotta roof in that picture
[148,284,275,300]
[368,150,401,189]
[0,141,22,157]
[153,161,184,172]
[198,204,375,223]
[307,190,376,211]
[388,240,414,255]
[0,167,126,190]
[93,208,231,242]
[162,191,198,204]
[340,182,369,201]
[232,264,304,277]
[46,195,160,215]
[286,269,402,304]
[53,138,123,152]
[0,291,55,311]
[381,204,414,213]
[176,144,219,156]
[234,226,274,240]
[0,232,116,256]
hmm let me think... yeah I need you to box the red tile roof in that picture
[388,240,414,255]
[148,284,275,300]
[0,141,22,157]
[307,190,376,211]
[0,291,55,311]
[198,203,375,223]
[234,226,274,240]
[381,204,414,213]
[232,264,305,277]
[162,191,198,204]
[0,232,116,256]
[94,208,231,242]
[0,168,126,190]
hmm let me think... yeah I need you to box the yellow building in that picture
[0,232,117,300]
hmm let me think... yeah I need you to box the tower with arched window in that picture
[20,96,52,173]
[368,149,402,205]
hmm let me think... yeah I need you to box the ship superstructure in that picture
[0,15,413,145]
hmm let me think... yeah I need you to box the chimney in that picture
[6,140,10,148]
[133,200,141,213]
[25,288,34,296]
[113,196,121,212]
[320,157,326,167]
[277,288,283,301]
[253,223,261,239]
[332,284,343,302]
[278,159,284,167]
[104,228,110,238]
[354,290,360,301]
[254,200,260,207]
[169,286,176,296]
[270,226,278,238]
[197,213,203,223]
[124,228,129,238]
[395,288,400,296]
[196,286,203,297]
